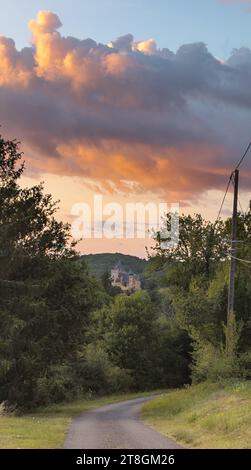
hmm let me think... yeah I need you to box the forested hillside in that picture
[82,253,146,277]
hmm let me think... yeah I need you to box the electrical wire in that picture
[215,172,233,224]
[215,142,251,224]
[238,199,245,213]
[225,251,251,264]
[235,142,251,170]
[231,255,251,264]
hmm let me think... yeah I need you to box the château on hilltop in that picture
[111,261,141,293]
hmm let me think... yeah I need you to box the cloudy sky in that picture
[0,0,251,257]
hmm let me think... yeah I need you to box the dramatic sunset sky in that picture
[0,0,251,257]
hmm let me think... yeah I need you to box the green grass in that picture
[3,382,249,449]
[0,391,152,449]
[141,381,251,449]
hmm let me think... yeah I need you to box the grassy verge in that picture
[142,381,251,449]
[0,391,152,449]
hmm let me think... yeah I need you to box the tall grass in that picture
[142,381,251,448]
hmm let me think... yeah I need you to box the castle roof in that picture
[114,260,123,270]
[111,262,139,283]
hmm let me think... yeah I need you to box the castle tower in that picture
[128,270,135,290]
[111,260,122,282]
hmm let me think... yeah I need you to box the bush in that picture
[192,338,241,383]
[74,343,133,395]
[36,364,79,405]
[239,350,251,379]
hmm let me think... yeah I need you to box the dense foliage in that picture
[148,212,251,381]
[0,135,103,408]
[88,291,191,391]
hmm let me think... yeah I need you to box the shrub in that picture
[36,364,78,405]
[239,350,251,379]
[74,343,132,395]
[192,338,241,383]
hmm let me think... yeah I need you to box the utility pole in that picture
[227,169,239,321]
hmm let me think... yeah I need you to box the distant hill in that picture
[81,253,147,278]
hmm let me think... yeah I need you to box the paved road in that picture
[64,396,182,449]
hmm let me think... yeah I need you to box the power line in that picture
[225,242,251,264]
[215,172,233,224]
[221,144,251,334]
[227,169,239,318]
[235,142,251,170]
[226,252,251,265]
[238,199,244,213]
[215,142,251,224]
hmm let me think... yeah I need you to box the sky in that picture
[0,0,251,257]
[1,0,251,59]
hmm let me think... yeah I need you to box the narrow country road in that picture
[64,396,182,449]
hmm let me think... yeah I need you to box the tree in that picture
[149,210,251,382]
[101,270,122,296]
[0,134,101,408]
[90,290,191,390]
[152,213,229,284]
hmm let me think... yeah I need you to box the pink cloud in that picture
[0,11,251,203]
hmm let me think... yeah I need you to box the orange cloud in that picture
[29,11,62,78]
[133,38,157,55]
[0,10,251,204]
[0,37,33,86]
[104,53,135,76]
[42,140,229,202]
